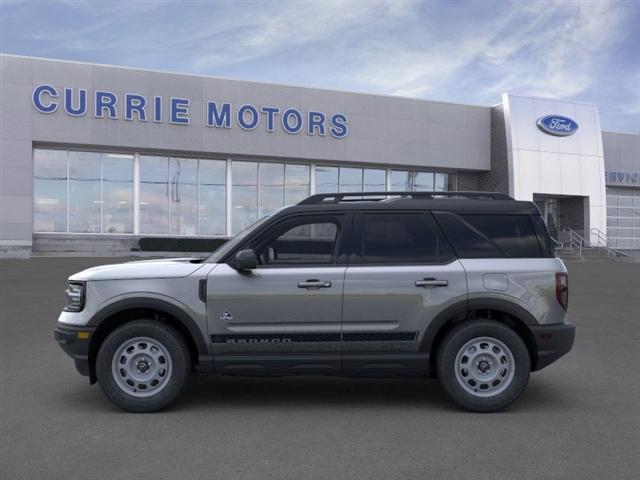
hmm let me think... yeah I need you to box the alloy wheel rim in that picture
[111,336,172,398]
[454,336,515,398]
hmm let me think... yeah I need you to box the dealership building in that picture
[1,54,640,258]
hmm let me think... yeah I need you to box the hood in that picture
[68,258,206,281]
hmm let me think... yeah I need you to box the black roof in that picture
[278,191,540,216]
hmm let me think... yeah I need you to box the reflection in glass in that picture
[391,170,412,191]
[69,151,101,233]
[258,162,284,218]
[284,164,310,205]
[140,156,169,234]
[339,168,363,192]
[198,159,226,235]
[232,161,258,234]
[102,154,133,233]
[413,171,434,191]
[315,166,338,193]
[434,172,449,192]
[363,169,386,192]
[169,157,197,235]
[33,149,68,232]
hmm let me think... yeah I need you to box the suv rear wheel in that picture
[436,319,530,412]
[96,320,190,412]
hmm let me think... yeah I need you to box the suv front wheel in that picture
[96,320,191,412]
[436,319,530,412]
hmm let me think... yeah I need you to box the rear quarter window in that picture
[434,212,543,258]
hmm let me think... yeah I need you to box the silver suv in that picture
[55,191,575,413]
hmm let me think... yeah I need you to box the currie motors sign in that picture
[31,84,349,139]
[536,115,579,137]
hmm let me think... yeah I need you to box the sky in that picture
[1,0,639,132]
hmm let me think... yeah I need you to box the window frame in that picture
[225,212,352,268]
[348,211,457,266]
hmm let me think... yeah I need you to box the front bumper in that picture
[54,324,96,377]
[530,322,575,371]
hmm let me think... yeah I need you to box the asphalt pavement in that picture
[1,257,639,480]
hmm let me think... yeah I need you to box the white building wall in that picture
[502,93,607,243]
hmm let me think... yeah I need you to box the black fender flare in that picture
[87,297,210,363]
[419,297,538,353]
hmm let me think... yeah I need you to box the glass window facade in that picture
[102,154,134,234]
[232,161,258,234]
[198,159,226,236]
[140,155,169,234]
[315,166,456,193]
[33,149,68,233]
[33,148,456,237]
[606,186,640,249]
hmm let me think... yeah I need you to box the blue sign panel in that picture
[536,115,579,137]
[31,84,349,139]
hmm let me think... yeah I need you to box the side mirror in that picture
[233,249,258,270]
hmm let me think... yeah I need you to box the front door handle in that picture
[298,279,332,289]
[415,278,448,288]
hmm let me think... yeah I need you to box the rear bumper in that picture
[530,322,575,371]
[54,324,96,377]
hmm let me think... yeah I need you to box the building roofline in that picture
[602,129,640,136]
[0,53,492,109]
[502,92,599,108]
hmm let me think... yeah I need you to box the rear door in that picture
[207,213,349,374]
[341,211,467,374]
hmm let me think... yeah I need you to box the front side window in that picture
[353,213,454,264]
[251,216,341,266]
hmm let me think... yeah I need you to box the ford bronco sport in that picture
[55,191,575,412]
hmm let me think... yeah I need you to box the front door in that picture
[341,212,468,374]
[206,213,348,374]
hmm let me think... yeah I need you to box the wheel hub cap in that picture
[111,337,172,398]
[454,336,515,398]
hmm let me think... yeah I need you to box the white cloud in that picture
[187,1,411,72]
[348,0,626,103]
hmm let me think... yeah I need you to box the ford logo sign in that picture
[536,115,579,137]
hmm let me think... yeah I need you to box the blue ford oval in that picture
[536,115,579,136]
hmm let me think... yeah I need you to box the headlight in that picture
[64,282,86,312]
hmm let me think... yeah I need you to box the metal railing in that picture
[558,227,627,260]
[560,227,585,259]
[590,227,628,260]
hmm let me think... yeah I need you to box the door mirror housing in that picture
[233,249,258,270]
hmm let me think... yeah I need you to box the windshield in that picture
[206,210,282,263]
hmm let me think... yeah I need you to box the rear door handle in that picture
[415,278,448,288]
[298,279,332,289]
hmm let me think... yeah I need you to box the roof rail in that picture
[297,191,513,205]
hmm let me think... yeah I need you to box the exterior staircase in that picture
[555,228,633,262]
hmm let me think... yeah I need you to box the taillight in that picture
[556,272,568,311]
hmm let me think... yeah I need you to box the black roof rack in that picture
[297,191,513,205]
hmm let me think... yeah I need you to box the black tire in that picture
[96,320,191,412]
[436,319,530,412]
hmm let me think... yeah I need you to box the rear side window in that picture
[352,212,455,264]
[531,214,556,257]
[434,212,543,258]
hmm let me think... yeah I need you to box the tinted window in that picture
[354,213,454,264]
[253,217,340,266]
[531,215,556,257]
[435,212,542,258]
